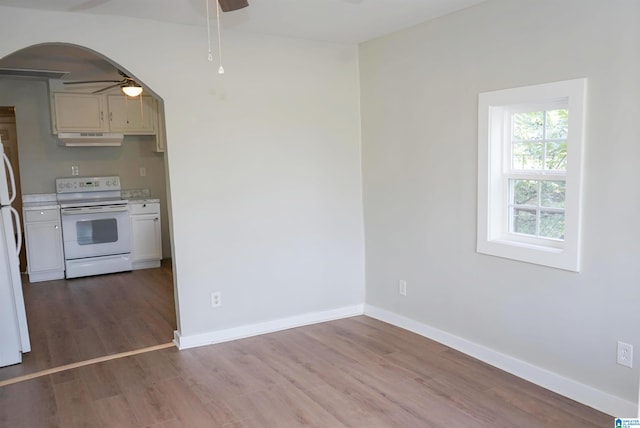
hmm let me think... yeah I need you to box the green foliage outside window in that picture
[512,109,567,171]
[509,109,567,240]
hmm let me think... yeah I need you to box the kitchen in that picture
[0,43,174,372]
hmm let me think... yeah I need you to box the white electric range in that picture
[56,176,132,278]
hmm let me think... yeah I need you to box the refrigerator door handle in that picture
[9,206,22,255]
[2,151,17,205]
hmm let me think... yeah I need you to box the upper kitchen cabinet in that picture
[51,92,157,135]
[107,95,156,134]
[52,93,106,132]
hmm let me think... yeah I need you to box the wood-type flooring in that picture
[0,260,176,382]
[0,311,612,426]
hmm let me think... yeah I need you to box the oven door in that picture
[61,204,131,260]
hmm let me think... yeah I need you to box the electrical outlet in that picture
[617,341,633,368]
[211,292,221,308]
[139,167,146,177]
[71,165,79,176]
[398,280,407,296]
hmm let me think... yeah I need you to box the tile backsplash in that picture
[121,188,151,199]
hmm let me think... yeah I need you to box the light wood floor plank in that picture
[0,270,613,428]
[225,383,349,428]
[0,376,59,428]
[92,394,140,428]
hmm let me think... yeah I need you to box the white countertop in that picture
[22,192,159,208]
[23,201,60,211]
[22,194,59,211]
[128,198,160,204]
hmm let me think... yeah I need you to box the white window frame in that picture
[477,79,586,272]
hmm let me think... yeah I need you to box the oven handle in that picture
[61,205,129,215]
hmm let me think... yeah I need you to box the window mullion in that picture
[536,181,542,237]
[542,109,548,171]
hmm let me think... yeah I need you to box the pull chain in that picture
[205,0,224,73]
[216,0,224,74]
[206,0,213,62]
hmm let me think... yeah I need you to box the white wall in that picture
[0,7,365,335]
[360,0,640,412]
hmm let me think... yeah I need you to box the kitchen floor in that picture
[0,261,175,382]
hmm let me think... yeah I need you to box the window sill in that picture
[492,238,563,253]
[477,238,579,272]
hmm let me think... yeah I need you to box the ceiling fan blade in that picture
[117,69,133,79]
[218,0,249,12]
[92,83,123,94]
[64,80,122,85]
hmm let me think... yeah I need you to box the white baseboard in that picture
[132,260,161,270]
[364,304,637,418]
[173,304,365,350]
[28,270,65,283]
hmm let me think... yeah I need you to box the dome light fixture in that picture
[121,82,143,97]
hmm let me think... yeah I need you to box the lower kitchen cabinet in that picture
[130,201,162,269]
[23,207,65,282]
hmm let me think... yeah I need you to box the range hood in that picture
[57,132,124,147]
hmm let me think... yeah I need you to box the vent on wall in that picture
[0,68,69,79]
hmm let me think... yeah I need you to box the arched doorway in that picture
[0,43,176,380]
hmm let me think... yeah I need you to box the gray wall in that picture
[0,78,171,258]
[0,6,365,342]
[360,0,640,407]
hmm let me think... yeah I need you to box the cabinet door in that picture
[107,95,156,134]
[131,214,162,262]
[25,221,64,273]
[53,93,106,132]
[154,101,166,153]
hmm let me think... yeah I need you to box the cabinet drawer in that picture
[25,209,60,223]
[130,202,160,215]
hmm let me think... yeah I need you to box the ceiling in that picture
[0,0,486,44]
[0,0,486,86]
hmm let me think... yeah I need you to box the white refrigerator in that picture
[0,137,30,367]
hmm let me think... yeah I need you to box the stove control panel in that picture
[56,176,121,194]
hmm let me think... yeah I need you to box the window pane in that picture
[513,111,544,140]
[545,109,568,139]
[541,181,565,208]
[512,179,538,206]
[540,211,565,239]
[513,208,537,235]
[512,141,543,170]
[545,141,567,171]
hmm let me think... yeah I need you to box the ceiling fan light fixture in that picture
[122,83,143,97]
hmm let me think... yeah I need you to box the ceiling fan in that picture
[63,0,249,94]
[63,69,144,97]
[206,0,250,74]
